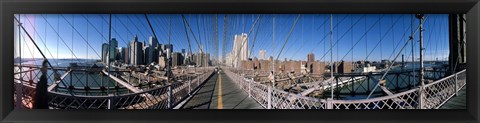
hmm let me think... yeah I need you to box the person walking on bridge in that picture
[33,59,49,109]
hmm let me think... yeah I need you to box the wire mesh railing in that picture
[14,67,214,109]
[224,67,326,109]
[222,66,466,109]
[330,88,419,109]
[422,69,466,109]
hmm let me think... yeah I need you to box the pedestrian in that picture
[33,59,49,109]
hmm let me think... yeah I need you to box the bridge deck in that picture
[440,86,466,109]
[181,72,263,109]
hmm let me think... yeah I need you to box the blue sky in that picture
[14,14,449,62]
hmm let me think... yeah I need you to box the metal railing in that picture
[14,67,215,109]
[422,69,466,109]
[224,67,326,109]
[223,67,466,109]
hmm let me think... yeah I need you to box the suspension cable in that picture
[366,15,429,99]
[14,16,73,95]
[275,14,302,61]
[59,14,102,58]
[318,14,379,62]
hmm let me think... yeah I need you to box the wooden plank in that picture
[47,70,72,91]
[380,86,394,96]
[439,86,466,109]
[299,78,333,96]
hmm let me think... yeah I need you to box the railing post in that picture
[108,99,111,109]
[108,96,116,109]
[326,98,333,109]
[188,77,192,96]
[267,86,272,109]
[29,70,33,85]
[167,84,173,109]
[248,79,252,98]
[455,73,458,96]
[418,87,425,109]
[15,82,22,109]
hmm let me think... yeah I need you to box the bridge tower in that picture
[448,14,467,73]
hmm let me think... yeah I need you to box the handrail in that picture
[424,69,465,88]
[16,67,215,109]
[222,66,466,109]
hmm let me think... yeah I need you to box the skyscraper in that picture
[116,47,124,62]
[164,44,173,52]
[230,33,248,68]
[101,43,109,64]
[149,36,159,63]
[109,38,118,62]
[144,44,153,65]
[195,53,202,67]
[172,52,184,67]
[149,36,158,49]
[124,45,129,64]
[259,50,266,60]
[205,53,210,67]
[130,35,144,65]
[307,53,315,62]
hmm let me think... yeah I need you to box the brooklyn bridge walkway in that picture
[180,71,264,109]
[440,86,467,109]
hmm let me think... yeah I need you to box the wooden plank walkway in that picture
[439,86,466,109]
[180,73,219,109]
[181,71,263,109]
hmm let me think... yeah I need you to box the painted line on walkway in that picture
[217,74,223,109]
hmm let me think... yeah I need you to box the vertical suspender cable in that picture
[411,14,416,87]
[330,14,333,99]
[108,14,113,94]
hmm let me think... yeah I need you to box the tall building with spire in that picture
[230,33,248,68]
[130,35,144,65]
[259,50,266,60]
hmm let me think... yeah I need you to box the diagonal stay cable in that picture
[232,15,262,64]
[182,15,194,64]
[23,14,62,66]
[308,15,349,54]
[38,14,83,63]
[14,16,73,96]
[364,15,402,61]
[58,14,101,58]
[366,15,429,99]
[98,15,129,46]
[275,14,302,61]
[318,14,380,62]
[249,17,263,58]
[340,15,404,61]
[182,14,204,54]
[126,14,148,40]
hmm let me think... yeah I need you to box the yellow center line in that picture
[217,74,223,109]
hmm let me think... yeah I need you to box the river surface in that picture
[332,62,448,100]
[15,59,130,95]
